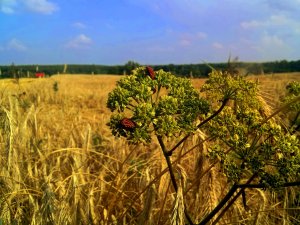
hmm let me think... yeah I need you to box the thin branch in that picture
[210,174,257,225]
[210,179,300,225]
[198,174,257,225]
[157,135,194,225]
[198,184,238,225]
[237,181,300,189]
[157,136,178,191]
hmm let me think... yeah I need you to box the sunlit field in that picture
[0,72,299,224]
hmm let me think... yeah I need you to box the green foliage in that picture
[286,81,300,96]
[107,67,209,143]
[107,66,300,224]
[283,81,300,132]
[201,70,259,106]
[202,71,299,188]
[107,67,300,187]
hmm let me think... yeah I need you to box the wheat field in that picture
[0,72,299,224]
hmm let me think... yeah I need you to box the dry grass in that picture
[0,73,298,224]
[250,72,300,108]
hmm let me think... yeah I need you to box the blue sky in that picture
[1,0,300,65]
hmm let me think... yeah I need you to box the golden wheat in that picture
[0,73,298,224]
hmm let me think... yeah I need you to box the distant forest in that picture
[1,59,300,78]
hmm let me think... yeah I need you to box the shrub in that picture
[107,67,300,224]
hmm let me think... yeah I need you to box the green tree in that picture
[124,60,140,75]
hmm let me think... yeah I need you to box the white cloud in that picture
[23,0,58,14]
[196,32,207,39]
[65,34,92,49]
[269,15,290,25]
[72,22,86,29]
[7,38,27,51]
[253,33,291,60]
[241,14,296,29]
[240,20,262,29]
[1,6,14,13]
[265,0,300,12]
[178,31,207,47]
[0,0,58,14]
[261,34,284,46]
[212,42,223,49]
[180,39,191,46]
[0,0,17,14]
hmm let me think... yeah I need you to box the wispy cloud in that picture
[23,0,58,14]
[0,0,17,14]
[261,34,285,47]
[240,20,262,29]
[196,32,207,39]
[6,38,28,51]
[179,39,191,46]
[65,34,92,49]
[265,0,300,12]
[72,22,87,29]
[251,33,291,60]
[1,0,299,64]
[178,31,207,47]
[0,0,58,14]
[240,13,300,57]
[212,42,223,49]
[241,14,291,29]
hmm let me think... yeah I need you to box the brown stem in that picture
[157,136,178,191]
[157,136,194,225]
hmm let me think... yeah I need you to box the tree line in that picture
[0,59,300,78]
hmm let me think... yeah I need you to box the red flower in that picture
[146,66,155,80]
[120,118,136,130]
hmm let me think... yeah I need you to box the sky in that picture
[0,0,300,65]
